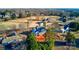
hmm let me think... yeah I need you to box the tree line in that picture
[0,9,79,21]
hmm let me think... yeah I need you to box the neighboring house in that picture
[60,25,69,33]
[59,17,66,22]
[32,27,46,35]
[3,14,11,20]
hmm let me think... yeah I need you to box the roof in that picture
[32,27,46,35]
[35,35,45,42]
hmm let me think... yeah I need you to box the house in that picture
[32,27,46,35]
[35,35,45,42]
[59,17,66,22]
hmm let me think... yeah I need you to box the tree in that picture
[18,13,23,18]
[65,32,76,49]
[69,22,79,31]
[37,42,49,50]
[26,13,31,17]
[1,10,13,21]
[45,28,55,50]
[10,13,16,19]
[25,11,31,17]
[28,33,39,50]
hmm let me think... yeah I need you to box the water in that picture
[55,41,66,46]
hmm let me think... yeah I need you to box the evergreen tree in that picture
[28,33,39,50]
[46,28,55,50]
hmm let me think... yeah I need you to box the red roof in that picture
[35,35,45,42]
